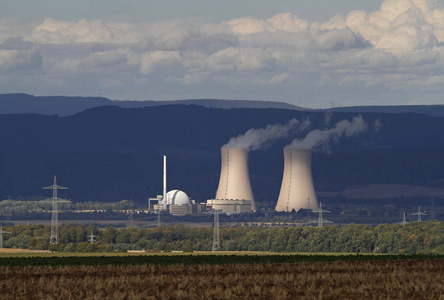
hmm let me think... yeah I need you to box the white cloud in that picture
[1,0,444,107]
[269,73,290,84]
[140,51,182,74]
[226,13,309,35]
[0,37,41,71]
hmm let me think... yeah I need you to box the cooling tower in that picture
[214,147,256,211]
[275,148,319,212]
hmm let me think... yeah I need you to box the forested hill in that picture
[0,105,443,204]
[1,93,444,116]
[327,105,444,117]
[0,94,302,116]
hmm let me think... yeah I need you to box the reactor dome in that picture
[164,190,191,205]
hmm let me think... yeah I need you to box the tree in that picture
[101,226,118,243]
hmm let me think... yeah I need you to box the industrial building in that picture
[148,156,206,216]
[206,148,255,214]
[149,190,206,216]
[151,147,319,216]
[275,148,319,212]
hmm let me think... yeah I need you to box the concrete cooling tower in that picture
[207,148,256,213]
[275,148,319,212]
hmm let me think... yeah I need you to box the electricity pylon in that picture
[311,202,332,227]
[306,197,311,219]
[411,206,427,222]
[0,225,11,248]
[129,209,134,227]
[212,209,220,251]
[43,175,68,245]
[401,212,408,225]
[88,230,97,244]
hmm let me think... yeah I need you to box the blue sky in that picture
[0,0,444,108]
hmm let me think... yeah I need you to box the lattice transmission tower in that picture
[157,210,161,227]
[43,175,68,245]
[311,202,332,227]
[411,206,427,222]
[212,209,220,252]
[88,230,97,244]
[401,212,408,225]
[0,225,11,248]
[129,207,134,228]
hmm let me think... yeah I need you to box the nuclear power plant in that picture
[207,148,256,214]
[150,147,319,215]
[275,148,319,212]
[148,156,206,216]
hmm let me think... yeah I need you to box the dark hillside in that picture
[0,105,443,205]
[327,105,444,117]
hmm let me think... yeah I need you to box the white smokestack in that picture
[163,155,167,210]
[215,148,256,210]
[275,148,318,212]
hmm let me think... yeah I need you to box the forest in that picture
[2,220,444,254]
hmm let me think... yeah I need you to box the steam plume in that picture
[223,118,310,151]
[286,115,367,150]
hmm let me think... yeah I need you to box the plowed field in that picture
[0,259,443,299]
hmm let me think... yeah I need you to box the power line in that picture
[212,209,220,252]
[42,175,68,245]
[88,230,97,244]
[129,210,134,227]
[307,197,311,219]
[401,212,408,225]
[430,196,436,219]
[160,215,211,228]
[310,202,332,227]
[129,201,135,228]
[411,206,427,222]
[0,225,11,248]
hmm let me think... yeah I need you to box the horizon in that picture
[2,93,444,110]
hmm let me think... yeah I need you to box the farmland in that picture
[0,255,442,299]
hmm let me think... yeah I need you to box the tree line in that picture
[2,220,444,254]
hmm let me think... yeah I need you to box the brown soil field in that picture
[0,259,443,299]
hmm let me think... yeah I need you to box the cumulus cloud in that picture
[0,37,41,71]
[0,0,444,106]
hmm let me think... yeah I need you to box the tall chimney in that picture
[163,155,167,210]
[275,148,318,212]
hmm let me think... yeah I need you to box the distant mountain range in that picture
[0,94,305,116]
[0,103,443,205]
[326,105,444,117]
[1,93,443,116]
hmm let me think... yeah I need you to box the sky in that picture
[1,0,444,108]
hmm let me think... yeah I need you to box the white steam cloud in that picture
[286,115,367,150]
[223,118,310,151]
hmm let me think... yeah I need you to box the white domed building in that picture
[147,156,207,216]
[150,190,197,216]
[164,190,191,206]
